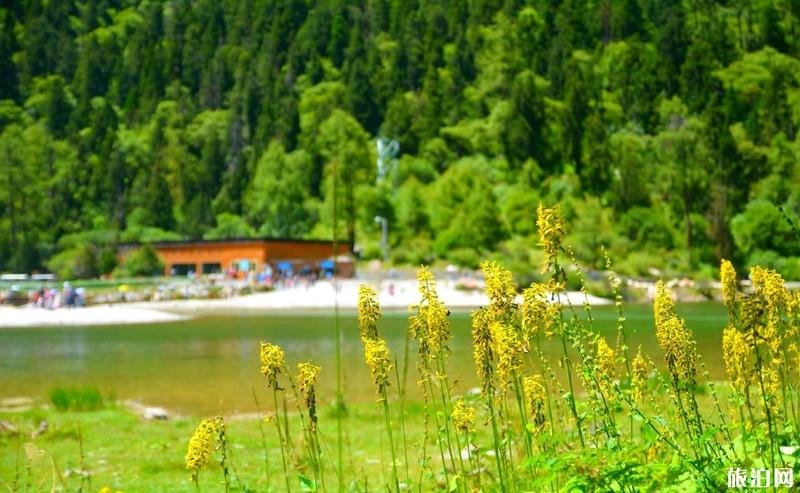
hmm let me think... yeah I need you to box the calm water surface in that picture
[0,304,727,415]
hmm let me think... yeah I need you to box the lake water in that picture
[0,304,728,415]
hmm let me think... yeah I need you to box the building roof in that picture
[118,237,343,249]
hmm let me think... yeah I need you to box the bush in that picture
[47,244,99,280]
[618,207,676,250]
[448,247,481,269]
[203,213,256,240]
[49,386,105,411]
[391,236,434,265]
[120,224,183,243]
[359,240,384,261]
[97,247,118,275]
[746,250,800,280]
[616,250,668,278]
[731,200,800,258]
[116,244,164,277]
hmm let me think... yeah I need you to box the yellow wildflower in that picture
[646,438,662,463]
[409,266,450,357]
[416,265,438,301]
[537,203,566,273]
[298,362,321,430]
[358,284,381,342]
[750,266,788,312]
[596,337,616,382]
[185,416,222,474]
[298,362,320,398]
[481,260,516,312]
[790,343,800,383]
[653,280,676,330]
[739,295,764,338]
[653,281,697,383]
[631,347,649,405]
[761,366,781,416]
[471,308,494,393]
[750,266,788,359]
[451,399,476,433]
[720,259,738,308]
[490,321,523,393]
[259,342,285,389]
[363,337,393,396]
[520,283,560,338]
[787,292,799,340]
[523,375,547,432]
[722,326,752,395]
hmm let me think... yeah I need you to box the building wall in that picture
[156,242,268,275]
[119,240,350,277]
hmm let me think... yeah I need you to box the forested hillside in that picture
[1,0,799,279]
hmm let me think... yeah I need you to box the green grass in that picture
[0,387,754,493]
[48,387,106,412]
[0,402,454,492]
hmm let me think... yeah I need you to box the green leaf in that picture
[299,475,317,492]
[696,426,720,446]
[448,473,461,492]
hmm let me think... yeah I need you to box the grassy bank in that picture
[1,401,475,492]
[0,389,752,493]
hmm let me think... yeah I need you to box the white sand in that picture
[0,279,611,327]
[0,304,188,327]
[130,279,611,312]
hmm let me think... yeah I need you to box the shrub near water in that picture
[48,386,105,411]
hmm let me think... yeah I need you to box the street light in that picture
[374,215,388,262]
[375,138,397,264]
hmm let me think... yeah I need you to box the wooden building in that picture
[118,238,353,278]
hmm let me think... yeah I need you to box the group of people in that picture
[226,263,335,289]
[28,282,86,309]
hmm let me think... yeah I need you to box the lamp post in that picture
[375,215,388,262]
[375,138,397,264]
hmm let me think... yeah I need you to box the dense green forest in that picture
[1,0,799,279]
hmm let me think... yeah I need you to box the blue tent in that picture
[276,261,293,273]
[320,260,335,271]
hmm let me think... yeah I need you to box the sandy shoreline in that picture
[0,304,189,327]
[0,279,611,327]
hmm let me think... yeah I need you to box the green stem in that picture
[394,358,410,484]
[499,398,517,491]
[424,373,450,486]
[272,387,292,493]
[485,388,508,492]
[559,334,585,448]
[534,335,556,451]
[250,388,271,479]
[512,375,534,467]
[434,354,459,477]
[381,388,400,493]
[218,426,231,493]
